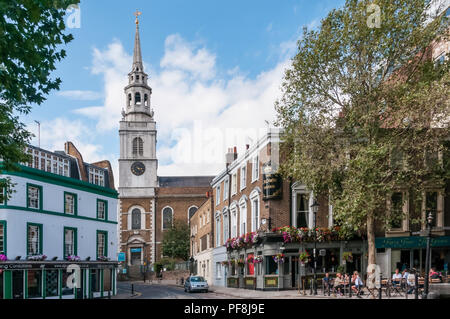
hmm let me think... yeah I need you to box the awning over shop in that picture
[375,236,450,249]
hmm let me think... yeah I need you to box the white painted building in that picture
[0,142,118,299]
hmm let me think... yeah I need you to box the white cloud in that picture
[74,34,290,176]
[58,90,103,101]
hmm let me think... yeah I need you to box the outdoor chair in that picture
[390,279,403,297]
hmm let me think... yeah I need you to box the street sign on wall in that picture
[118,252,126,262]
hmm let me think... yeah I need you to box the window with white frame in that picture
[97,231,107,258]
[131,208,141,230]
[27,185,41,209]
[250,194,260,232]
[64,193,76,215]
[425,191,438,228]
[240,165,247,190]
[231,173,237,195]
[223,212,229,242]
[216,262,222,278]
[25,147,70,177]
[252,156,259,182]
[97,200,107,220]
[216,216,221,246]
[89,167,105,187]
[231,207,238,238]
[224,177,229,201]
[27,224,41,255]
[295,193,309,228]
[216,185,221,206]
[239,201,247,235]
[389,192,404,230]
[64,228,76,257]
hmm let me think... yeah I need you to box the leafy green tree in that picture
[276,0,449,266]
[162,220,190,261]
[0,0,79,201]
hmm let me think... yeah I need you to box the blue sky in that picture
[23,0,345,183]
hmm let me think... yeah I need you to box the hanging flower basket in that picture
[253,256,263,264]
[246,255,254,264]
[273,253,285,263]
[299,251,310,264]
[0,254,7,262]
[343,252,353,263]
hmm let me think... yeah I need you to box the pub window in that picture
[0,221,5,255]
[12,270,24,299]
[27,224,42,256]
[103,268,112,292]
[97,231,107,259]
[90,269,101,293]
[45,270,59,298]
[132,208,141,230]
[135,92,141,105]
[27,270,42,299]
[251,196,260,232]
[27,184,41,210]
[62,271,74,296]
[132,137,144,156]
[296,193,309,228]
[64,193,77,215]
[390,192,403,229]
[265,256,278,275]
[425,192,438,228]
[239,202,247,235]
[162,207,173,230]
[97,200,107,220]
[64,228,77,258]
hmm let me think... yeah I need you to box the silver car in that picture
[184,276,209,293]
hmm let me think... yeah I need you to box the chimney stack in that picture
[226,146,238,167]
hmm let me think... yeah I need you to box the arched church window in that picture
[135,92,141,105]
[136,75,140,81]
[128,93,132,107]
[132,137,143,156]
[162,207,173,230]
[132,208,141,230]
[188,206,198,222]
[144,94,148,107]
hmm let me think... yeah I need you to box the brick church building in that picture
[118,15,213,269]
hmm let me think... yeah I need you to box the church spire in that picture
[132,10,143,72]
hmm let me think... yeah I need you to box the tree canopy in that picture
[0,0,79,201]
[276,0,450,265]
[161,220,190,261]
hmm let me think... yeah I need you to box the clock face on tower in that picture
[131,161,146,176]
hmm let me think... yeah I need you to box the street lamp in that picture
[310,200,319,295]
[423,211,433,299]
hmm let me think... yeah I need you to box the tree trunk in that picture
[367,211,377,266]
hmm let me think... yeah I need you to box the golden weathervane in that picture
[134,9,142,25]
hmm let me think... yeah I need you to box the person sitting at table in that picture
[429,268,442,282]
[407,269,416,294]
[392,268,402,287]
[322,273,333,292]
[333,273,344,296]
[351,271,363,295]
[402,269,410,289]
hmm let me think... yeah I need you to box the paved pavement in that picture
[115,280,410,299]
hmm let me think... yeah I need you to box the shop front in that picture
[225,231,366,291]
[0,261,117,299]
[375,236,450,276]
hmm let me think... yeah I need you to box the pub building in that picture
[0,142,118,299]
[211,130,366,290]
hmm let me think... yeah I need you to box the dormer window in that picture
[135,92,141,105]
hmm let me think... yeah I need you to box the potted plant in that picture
[0,254,7,262]
[27,254,47,261]
[97,256,110,262]
[253,256,263,264]
[66,255,81,262]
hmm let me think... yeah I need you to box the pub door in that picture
[291,259,298,288]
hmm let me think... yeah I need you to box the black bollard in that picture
[131,283,134,295]
[379,286,382,299]
[108,290,111,299]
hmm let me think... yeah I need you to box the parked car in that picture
[184,276,209,293]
